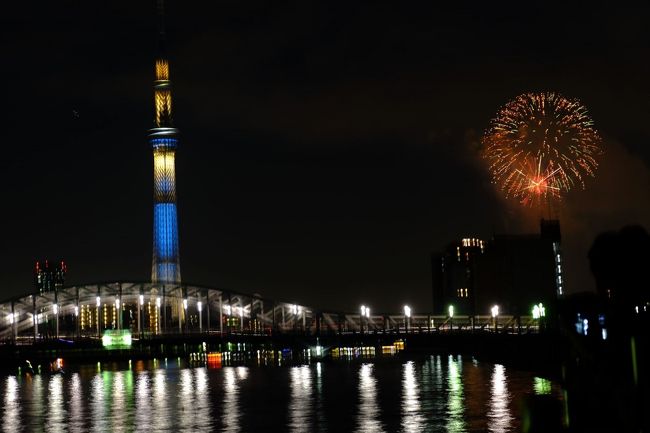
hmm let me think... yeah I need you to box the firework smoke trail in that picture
[482,92,603,207]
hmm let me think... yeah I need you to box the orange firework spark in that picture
[482,92,602,207]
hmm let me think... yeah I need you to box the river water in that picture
[2,355,559,432]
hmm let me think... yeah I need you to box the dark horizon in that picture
[2,1,649,313]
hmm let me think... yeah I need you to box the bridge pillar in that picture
[97,287,101,338]
[272,301,276,333]
[162,285,167,334]
[218,294,223,335]
[54,289,59,339]
[206,290,211,334]
[33,295,38,342]
[11,301,16,344]
[76,286,80,339]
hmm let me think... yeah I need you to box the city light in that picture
[115,298,120,309]
[404,305,411,318]
[197,301,202,312]
[223,305,231,315]
[139,294,144,306]
[361,305,367,317]
[532,303,546,319]
[183,298,188,310]
[156,297,161,308]
[102,330,132,350]
[448,305,454,318]
[491,305,499,318]
[74,306,79,317]
[96,296,101,307]
[53,304,58,315]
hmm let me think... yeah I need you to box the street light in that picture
[115,298,120,330]
[138,294,144,337]
[53,303,59,339]
[404,305,411,334]
[360,305,370,333]
[532,303,545,332]
[96,296,101,338]
[448,305,454,331]
[197,301,203,333]
[491,305,499,332]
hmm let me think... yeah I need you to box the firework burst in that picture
[482,92,602,207]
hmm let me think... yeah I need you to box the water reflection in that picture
[194,368,213,430]
[178,369,194,430]
[0,356,559,432]
[401,361,424,432]
[111,372,127,432]
[356,363,384,433]
[90,373,107,432]
[488,364,512,433]
[46,375,66,432]
[151,369,169,431]
[3,376,20,432]
[223,367,247,432]
[135,371,152,432]
[289,366,313,432]
[68,373,85,432]
[447,355,467,433]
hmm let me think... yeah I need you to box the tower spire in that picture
[150,0,181,284]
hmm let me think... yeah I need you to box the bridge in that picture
[0,281,542,344]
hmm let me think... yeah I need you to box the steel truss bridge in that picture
[0,282,539,344]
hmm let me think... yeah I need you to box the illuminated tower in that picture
[150,0,181,284]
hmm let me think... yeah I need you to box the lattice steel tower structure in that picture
[150,0,181,284]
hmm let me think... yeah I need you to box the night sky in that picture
[2,1,649,313]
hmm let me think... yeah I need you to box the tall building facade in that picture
[432,220,561,316]
[150,0,181,284]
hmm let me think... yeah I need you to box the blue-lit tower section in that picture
[150,56,181,284]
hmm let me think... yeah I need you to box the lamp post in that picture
[533,303,545,332]
[360,305,366,333]
[138,294,144,337]
[115,298,121,330]
[53,303,59,339]
[491,305,499,332]
[96,296,101,338]
[404,305,411,334]
[182,298,188,333]
[448,305,454,331]
[197,300,203,333]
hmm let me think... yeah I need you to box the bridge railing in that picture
[0,282,541,345]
